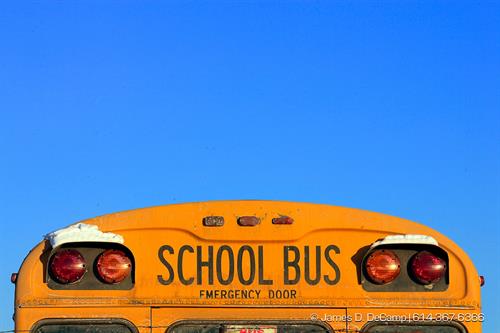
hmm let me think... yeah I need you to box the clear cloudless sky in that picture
[0,1,499,331]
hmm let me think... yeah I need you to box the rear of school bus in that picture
[13,201,482,333]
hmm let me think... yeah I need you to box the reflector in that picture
[410,251,446,284]
[50,249,86,284]
[96,249,132,284]
[365,249,401,284]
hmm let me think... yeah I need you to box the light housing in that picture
[365,249,401,284]
[96,249,132,284]
[410,250,446,284]
[50,249,87,284]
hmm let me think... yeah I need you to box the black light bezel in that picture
[46,242,135,290]
[361,244,449,292]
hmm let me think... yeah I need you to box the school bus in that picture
[13,201,483,333]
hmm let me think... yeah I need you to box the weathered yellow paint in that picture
[14,201,482,332]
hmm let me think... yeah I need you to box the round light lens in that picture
[365,249,401,284]
[96,249,132,284]
[410,251,446,284]
[50,249,86,284]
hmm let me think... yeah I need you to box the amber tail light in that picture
[96,249,132,284]
[365,249,401,284]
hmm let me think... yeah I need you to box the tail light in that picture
[50,249,86,284]
[410,251,446,284]
[96,249,132,284]
[365,249,401,284]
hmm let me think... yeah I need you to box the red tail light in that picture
[50,249,86,284]
[410,251,446,284]
[96,249,132,284]
[365,249,401,284]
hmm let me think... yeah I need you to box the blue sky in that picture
[0,1,498,331]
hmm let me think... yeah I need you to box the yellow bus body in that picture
[14,201,482,332]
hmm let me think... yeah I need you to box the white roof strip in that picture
[371,234,438,249]
[44,223,124,248]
